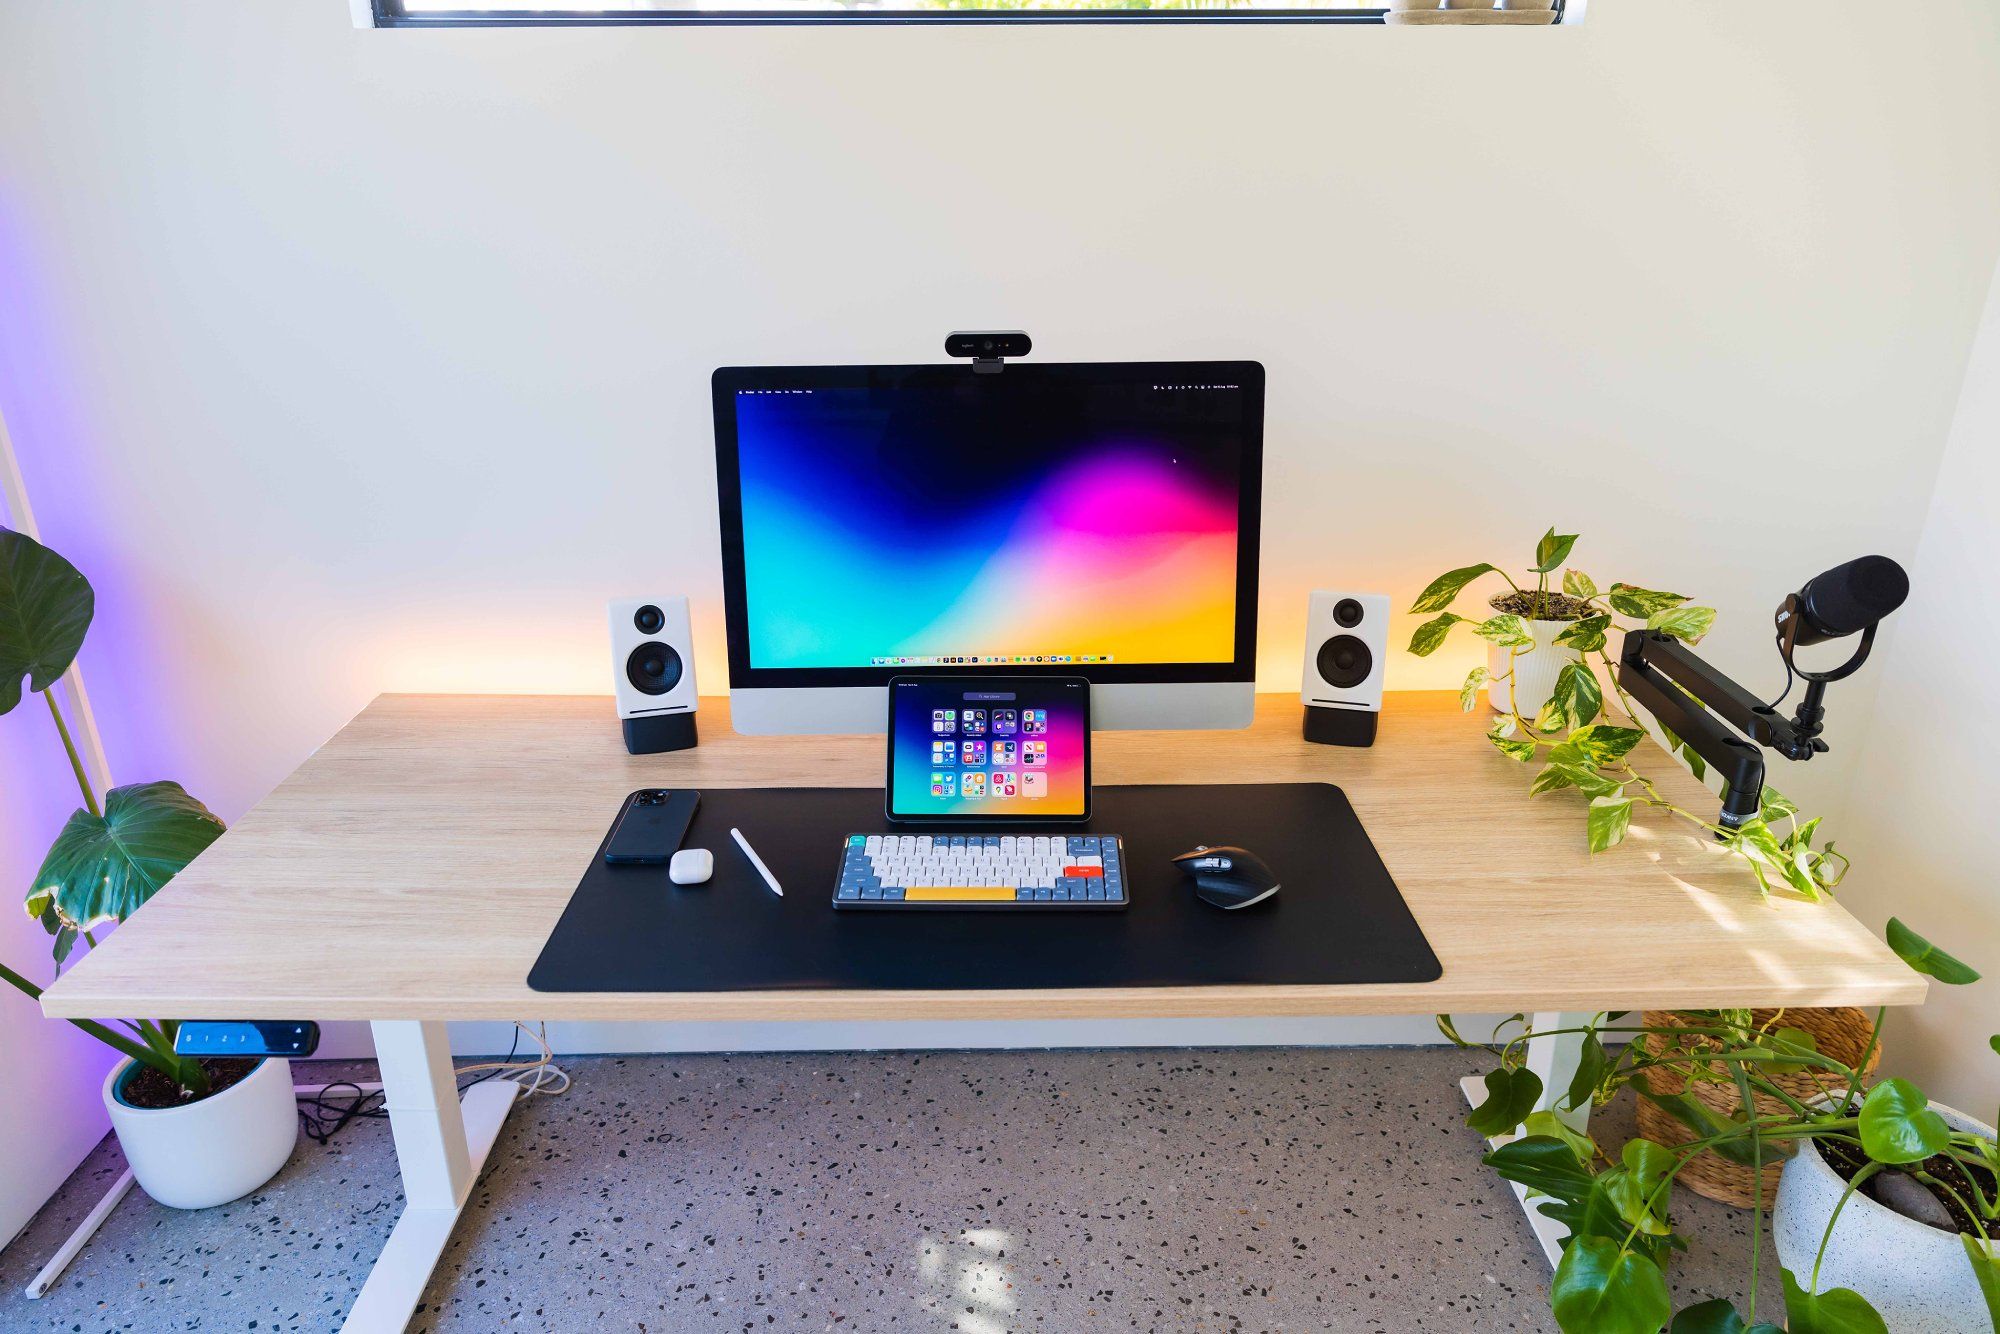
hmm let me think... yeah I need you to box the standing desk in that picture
[39,691,1924,1331]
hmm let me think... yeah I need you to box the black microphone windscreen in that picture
[1796,555,1909,644]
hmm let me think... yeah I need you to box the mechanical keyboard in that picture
[832,834,1128,910]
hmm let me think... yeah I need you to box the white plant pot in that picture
[1486,617,1586,721]
[103,1056,298,1209]
[1773,1101,1997,1334]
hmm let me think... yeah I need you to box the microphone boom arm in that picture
[1616,629,1826,830]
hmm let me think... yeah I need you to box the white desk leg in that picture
[1459,1010,1589,1267]
[341,1020,520,1333]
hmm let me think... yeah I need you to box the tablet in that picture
[886,676,1091,824]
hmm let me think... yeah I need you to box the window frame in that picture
[368,0,1563,27]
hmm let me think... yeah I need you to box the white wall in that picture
[1832,256,2000,1118]
[0,455,123,1254]
[1,0,1999,1061]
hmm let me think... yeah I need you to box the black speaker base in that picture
[623,712,699,755]
[1303,705,1378,748]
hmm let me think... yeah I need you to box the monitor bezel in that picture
[712,360,1265,691]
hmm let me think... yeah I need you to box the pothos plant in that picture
[0,526,225,1099]
[1411,530,1999,1331]
[1441,934,1997,1333]
[1407,528,1846,899]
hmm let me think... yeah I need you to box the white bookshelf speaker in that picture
[1301,591,1389,747]
[609,596,699,754]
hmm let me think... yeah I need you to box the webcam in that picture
[946,330,1031,372]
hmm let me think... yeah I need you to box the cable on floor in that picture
[297,1022,569,1144]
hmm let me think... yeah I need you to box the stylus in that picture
[730,827,784,898]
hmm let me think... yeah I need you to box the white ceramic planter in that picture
[1773,1101,1998,1334]
[103,1056,298,1209]
[1486,616,1586,721]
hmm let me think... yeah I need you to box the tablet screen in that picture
[887,677,1091,823]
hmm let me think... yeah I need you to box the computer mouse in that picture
[668,848,713,885]
[1172,845,1281,910]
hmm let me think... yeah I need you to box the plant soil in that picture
[1822,1135,1997,1240]
[1489,590,1594,622]
[120,1057,258,1110]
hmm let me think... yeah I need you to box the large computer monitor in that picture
[712,360,1264,734]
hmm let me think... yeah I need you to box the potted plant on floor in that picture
[0,525,297,1209]
[1445,930,1997,1332]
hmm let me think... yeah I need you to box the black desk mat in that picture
[528,784,1442,992]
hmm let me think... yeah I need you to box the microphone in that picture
[1783,555,1910,646]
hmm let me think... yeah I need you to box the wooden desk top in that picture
[41,692,1924,1023]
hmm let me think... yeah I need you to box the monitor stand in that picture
[729,681,1255,735]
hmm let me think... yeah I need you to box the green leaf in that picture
[1648,605,1717,644]
[1466,1065,1544,1138]
[1587,794,1634,853]
[1600,1138,1678,1236]
[0,527,95,717]
[1759,786,1799,821]
[1961,1233,2000,1331]
[1886,918,1983,985]
[1858,1077,1952,1164]
[1553,613,1612,653]
[25,782,225,932]
[1535,761,1622,800]
[1566,1032,1610,1112]
[1534,528,1580,575]
[1475,613,1536,651]
[1530,764,1578,797]
[1670,1298,1784,1333]
[1552,1236,1672,1334]
[1411,563,1498,614]
[1409,612,1469,657]
[1459,666,1489,710]
[1488,722,1537,764]
[1569,724,1646,764]
[1607,583,1690,618]
[1563,568,1598,600]
[1485,1134,1595,1201]
[1780,1267,1889,1334]
[1990,1034,2000,1058]
[1523,1110,1598,1166]
[1543,661,1604,732]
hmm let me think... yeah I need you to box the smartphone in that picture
[174,1020,320,1059]
[604,789,700,864]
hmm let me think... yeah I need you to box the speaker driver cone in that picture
[1316,635,1372,690]
[626,641,683,696]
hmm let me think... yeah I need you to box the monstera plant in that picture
[0,525,225,1099]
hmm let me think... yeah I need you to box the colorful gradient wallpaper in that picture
[889,679,1089,820]
[733,377,1246,670]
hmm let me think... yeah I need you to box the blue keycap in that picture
[1016,888,1033,900]
[983,836,1001,850]
[1035,887,1053,901]
[862,886,882,899]
[885,887,905,900]
[1079,836,1099,853]
[839,885,859,899]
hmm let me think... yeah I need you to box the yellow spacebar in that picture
[903,886,1019,902]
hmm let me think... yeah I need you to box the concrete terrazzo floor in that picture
[0,1048,1780,1332]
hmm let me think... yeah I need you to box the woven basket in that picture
[1634,1007,1881,1208]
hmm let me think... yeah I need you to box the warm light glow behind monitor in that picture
[713,361,1264,734]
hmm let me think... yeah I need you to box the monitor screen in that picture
[713,362,1263,688]
[886,676,1090,822]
